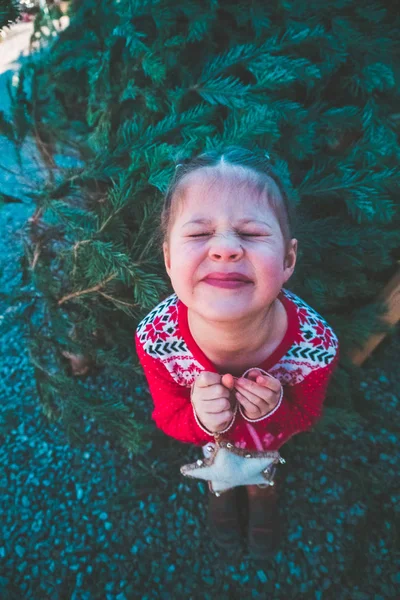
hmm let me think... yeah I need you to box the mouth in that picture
[202,274,252,289]
[202,273,252,283]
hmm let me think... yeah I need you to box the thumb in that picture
[221,373,235,390]
[246,368,262,381]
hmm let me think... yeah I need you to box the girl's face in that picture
[163,170,297,323]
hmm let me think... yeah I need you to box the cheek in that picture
[169,243,199,273]
[175,242,201,261]
[255,245,283,263]
[253,253,285,281]
[259,259,283,277]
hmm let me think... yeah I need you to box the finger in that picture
[246,369,271,381]
[199,384,230,401]
[203,398,231,414]
[235,391,264,417]
[195,371,222,388]
[255,375,282,393]
[234,384,269,413]
[235,377,271,401]
[237,376,280,396]
[246,370,281,392]
[221,373,235,390]
[247,369,263,380]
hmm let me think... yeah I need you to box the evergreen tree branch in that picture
[58,273,117,306]
[7,0,400,454]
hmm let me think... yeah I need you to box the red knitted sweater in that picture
[135,288,340,451]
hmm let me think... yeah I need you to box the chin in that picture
[196,302,257,322]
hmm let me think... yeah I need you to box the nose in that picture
[208,232,244,261]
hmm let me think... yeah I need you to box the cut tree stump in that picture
[349,267,400,366]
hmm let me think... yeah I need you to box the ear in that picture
[163,241,171,278]
[283,238,297,282]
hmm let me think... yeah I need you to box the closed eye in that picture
[188,233,265,238]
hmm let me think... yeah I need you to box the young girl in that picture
[135,146,340,558]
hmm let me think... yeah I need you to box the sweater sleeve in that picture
[249,344,340,446]
[135,332,215,446]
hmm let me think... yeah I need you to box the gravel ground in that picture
[0,201,399,599]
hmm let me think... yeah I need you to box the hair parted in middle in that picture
[158,145,298,252]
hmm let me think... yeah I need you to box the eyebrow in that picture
[182,218,272,228]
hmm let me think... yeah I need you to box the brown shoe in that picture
[247,479,282,559]
[207,487,243,550]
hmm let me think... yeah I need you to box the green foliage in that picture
[5,0,400,452]
[0,0,19,31]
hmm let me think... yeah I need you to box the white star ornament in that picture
[180,436,285,496]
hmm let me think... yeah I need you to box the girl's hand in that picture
[191,371,236,433]
[233,369,282,420]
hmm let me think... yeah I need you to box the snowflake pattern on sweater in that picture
[135,288,340,451]
[137,294,204,387]
[136,288,338,387]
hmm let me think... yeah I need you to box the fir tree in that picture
[4,0,400,453]
[0,0,19,31]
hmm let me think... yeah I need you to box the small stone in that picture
[257,570,267,583]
